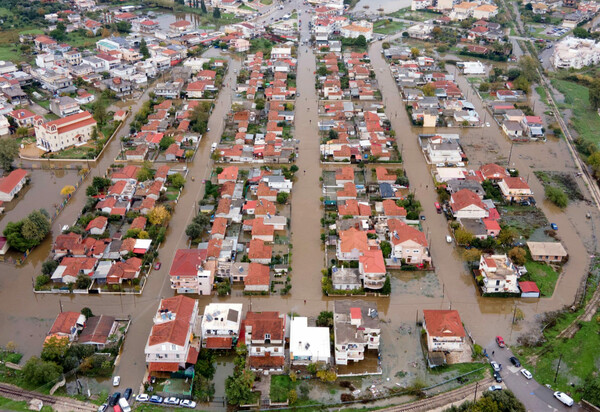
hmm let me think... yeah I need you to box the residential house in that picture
[145,296,200,374]
[244,312,286,371]
[0,169,28,202]
[201,303,243,349]
[387,219,431,266]
[244,263,270,293]
[169,249,213,295]
[497,177,532,202]
[333,300,380,366]
[450,189,489,219]
[526,241,568,263]
[478,254,520,294]
[78,315,117,349]
[422,310,466,364]
[290,317,331,365]
[47,311,86,342]
[49,96,81,117]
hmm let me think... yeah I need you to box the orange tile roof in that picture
[244,263,270,286]
[388,219,427,247]
[423,310,465,337]
[339,227,368,253]
[359,249,386,274]
[248,239,272,260]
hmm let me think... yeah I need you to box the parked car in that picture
[510,356,521,367]
[495,336,505,348]
[554,391,574,406]
[118,398,131,412]
[108,393,121,407]
[490,361,501,372]
[436,162,445,167]
[154,262,161,270]
[123,388,132,400]
[149,395,163,404]
[446,235,452,243]
[493,372,502,383]
[488,385,502,391]
[163,397,180,405]
[135,394,149,402]
[521,369,532,379]
[550,223,558,230]
[112,376,120,386]
[97,404,108,412]
[181,399,197,408]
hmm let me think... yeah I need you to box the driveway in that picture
[485,341,583,411]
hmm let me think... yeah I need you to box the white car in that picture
[446,235,452,243]
[135,394,149,402]
[112,376,120,387]
[436,162,445,167]
[490,361,501,372]
[488,385,502,391]
[181,399,197,408]
[553,391,574,407]
[521,369,533,379]
[486,122,490,127]
[456,162,465,167]
[163,397,180,405]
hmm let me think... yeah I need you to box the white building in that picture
[201,303,243,349]
[340,20,373,41]
[0,114,9,136]
[333,300,380,366]
[0,169,28,202]
[457,61,486,75]
[289,317,331,365]
[34,111,97,152]
[552,37,600,69]
[145,296,200,374]
[478,254,520,294]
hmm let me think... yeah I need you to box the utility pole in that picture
[554,353,563,383]
[59,299,63,313]
[507,141,515,166]
[473,381,478,402]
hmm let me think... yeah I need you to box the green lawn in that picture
[270,375,295,403]
[516,272,600,401]
[0,45,21,62]
[0,396,53,412]
[535,85,548,106]
[521,261,559,297]
[551,79,600,147]
[239,3,254,11]
[260,0,273,4]
[428,363,488,380]
[374,20,405,35]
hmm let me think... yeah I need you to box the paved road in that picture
[485,341,582,411]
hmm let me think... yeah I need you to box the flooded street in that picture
[0,3,597,406]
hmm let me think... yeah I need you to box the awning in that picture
[186,347,199,364]
[205,337,233,349]
[148,362,179,372]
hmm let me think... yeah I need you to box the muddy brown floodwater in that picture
[0,4,597,402]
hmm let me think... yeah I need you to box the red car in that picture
[154,262,161,270]
[496,336,506,348]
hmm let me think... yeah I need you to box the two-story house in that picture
[387,219,431,266]
[478,254,520,294]
[201,303,243,349]
[243,311,286,372]
[422,309,466,367]
[169,249,213,295]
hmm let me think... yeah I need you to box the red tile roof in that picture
[0,169,27,194]
[169,249,206,278]
[205,336,233,349]
[244,263,270,286]
[49,311,80,335]
[148,362,180,372]
[423,310,465,338]
[388,219,427,247]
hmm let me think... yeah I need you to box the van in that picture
[118,398,131,412]
[553,392,573,407]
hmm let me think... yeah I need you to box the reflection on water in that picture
[353,0,410,13]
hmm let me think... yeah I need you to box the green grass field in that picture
[270,375,295,403]
[374,20,405,35]
[522,261,559,297]
[551,79,600,147]
[0,396,53,412]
